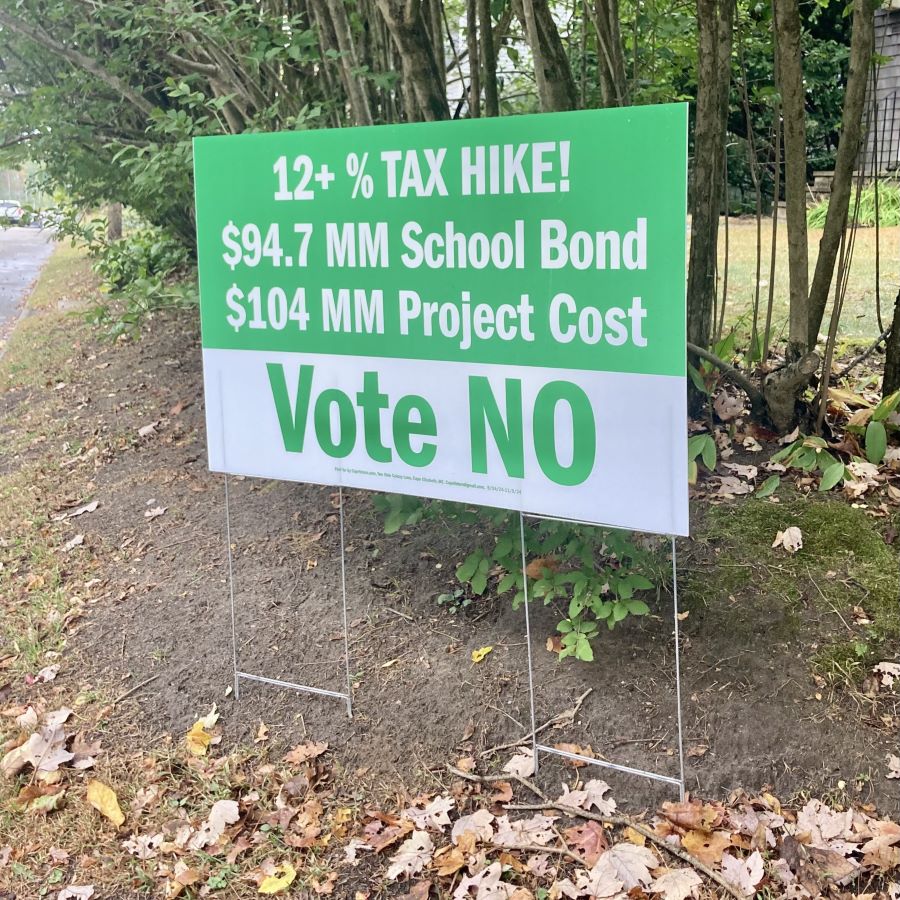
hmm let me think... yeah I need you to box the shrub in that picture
[807,181,900,228]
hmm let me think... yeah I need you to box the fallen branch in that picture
[448,766,743,900]
[480,688,592,758]
[835,327,892,380]
[687,341,766,412]
[113,673,160,705]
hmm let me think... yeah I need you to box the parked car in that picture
[0,201,25,225]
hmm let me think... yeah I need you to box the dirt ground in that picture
[1,246,896,824]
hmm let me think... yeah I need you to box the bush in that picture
[807,181,900,228]
[372,495,663,662]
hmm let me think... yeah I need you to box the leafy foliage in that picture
[808,181,900,229]
[373,495,662,662]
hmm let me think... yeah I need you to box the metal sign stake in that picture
[518,514,686,799]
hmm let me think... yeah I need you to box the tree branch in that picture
[687,341,765,409]
[0,10,155,117]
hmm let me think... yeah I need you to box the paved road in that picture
[0,226,55,330]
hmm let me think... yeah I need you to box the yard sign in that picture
[194,105,689,536]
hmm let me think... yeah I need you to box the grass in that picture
[716,217,898,343]
[694,492,900,678]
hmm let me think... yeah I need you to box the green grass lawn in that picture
[716,217,899,344]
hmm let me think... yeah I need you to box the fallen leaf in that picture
[403,795,455,832]
[258,862,296,894]
[557,779,616,816]
[386,830,434,880]
[185,720,213,757]
[70,734,101,770]
[35,664,59,683]
[451,808,494,844]
[600,842,657,890]
[57,887,95,900]
[490,782,513,805]
[720,850,764,896]
[525,556,559,578]
[772,526,802,553]
[553,742,594,765]
[255,722,269,743]
[190,799,240,849]
[494,813,557,849]
[564,820,607,865]
[680,829,732,865]
[651,868,702,900]
[52,500,99,522]
[398,881,431,900]
[14,783,66,814]
[433,845,466,877]
[144,506,167,520]
[503,748,535,778]
[138,422,159,438]
[875,662,900,688]
[86,780,125,828]
[62,534,84,553]
[312,872,337,895]
[887,754,900,780]
[283,740,328,765]
[471,646,493,663]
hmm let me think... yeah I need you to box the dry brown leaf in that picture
[283,740,327,765]
[680,829,732,865]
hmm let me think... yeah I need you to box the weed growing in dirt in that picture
[372,495,664,661]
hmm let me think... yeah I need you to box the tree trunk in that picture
[325,0,374,125]
[466,0,481,117]
[519,0,577,111]
[807,0,876,347]
[478,0,499,116]
[773,0,809,358]
[686,0,735,350]
[884,290,900,395]
[591,0,627,106]
[107,202,122,242]
[375,0,449,121]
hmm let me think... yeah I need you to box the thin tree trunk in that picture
[325,0,374,125]
[519,0,577,111]
[773,0,808,358]
[686,0,735,350]
[807,0,876,347]
[479,0,500,116]
[107,202,122,242]
[466,0,481,117]
[590,0,627,106]
[884,290,900,395]
[375,0,449,121]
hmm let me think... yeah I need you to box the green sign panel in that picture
[195,105,689,535]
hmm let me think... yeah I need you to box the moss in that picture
[694,493,899,666]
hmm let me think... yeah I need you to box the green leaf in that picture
[497,572,517,593]
[872,389,900,422]
[470,572,487,595]
[688,459,698,485]
[575,635,594,662]
[865,420,887,465]
[456,552,481,583]
[700,435,716,471]
[688,363,708,395]
[688,434,707,459]
[625,599,650,615]
[557,619,573,633]
[756,474,780,498]
[819,461,845,491]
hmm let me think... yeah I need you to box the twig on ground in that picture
[687,341,765,410]
[449,766,743,900]
[480,688,592,758]
[113,673,160,705]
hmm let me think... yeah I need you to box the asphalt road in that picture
[0,226,55,331]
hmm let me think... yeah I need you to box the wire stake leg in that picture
[519,512,539,773]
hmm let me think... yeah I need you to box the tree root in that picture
[448,765,743,900]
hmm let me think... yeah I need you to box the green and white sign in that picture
[194,105,689,535]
